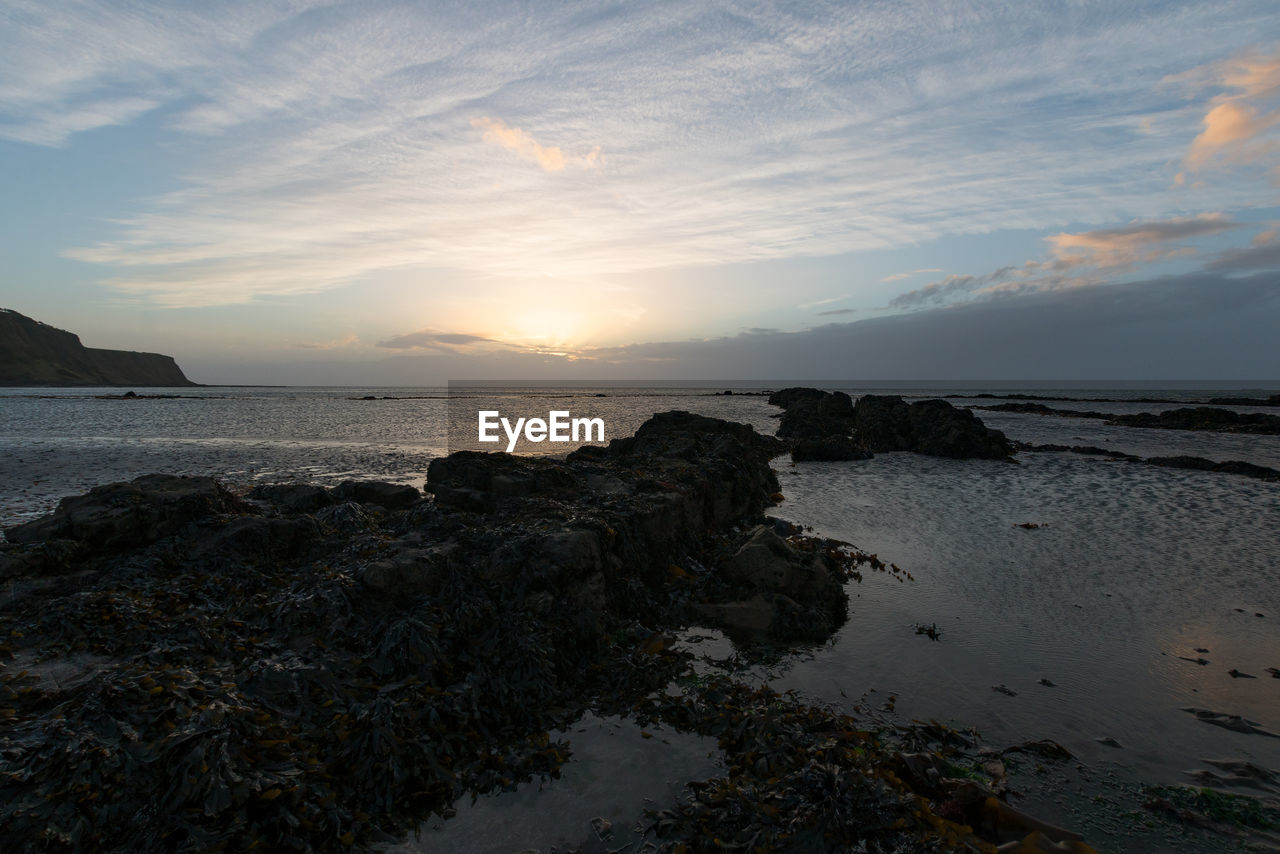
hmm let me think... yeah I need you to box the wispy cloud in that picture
[377,329,517,353]
[880,268,942,283]
[1046,214,1238,267]
[296,333,359,350]
[3,4,1278,309]
[890,214,1239,309]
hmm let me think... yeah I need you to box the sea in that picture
[2,382,1278,852]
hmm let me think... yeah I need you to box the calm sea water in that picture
[3,383,1279,850]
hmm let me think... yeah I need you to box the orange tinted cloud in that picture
[471,117,602,173]
[1046,214,1235,267]
[1173,47,1280,174]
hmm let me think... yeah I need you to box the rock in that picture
[851,396,1013,459]
[767,387,833,408]
[774,390,855,440]
[4,474,251,549]
[1207,394,1280,407]
[1109,407,1280,435]
[315,501,376,533]
[360,543,455,595]
[191,515,319,562]
[427,451,582,512]
[721,525,832,602]
[247,483,335,513]
[0,539,83,582]
[790,436,872,462]
[0,410,886,852]
[695,593,778,634]
[332,480,421,510]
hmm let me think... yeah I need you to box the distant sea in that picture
[3,382,1279,842]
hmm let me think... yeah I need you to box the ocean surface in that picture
[3,383,1279,851]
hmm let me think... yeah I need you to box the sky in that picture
[1,0,1278,384]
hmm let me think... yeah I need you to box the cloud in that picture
[3,4,1277,307]
[296,333,359,350]
[471,117,602,172]
[1205,226,1280,271]
[890,214,1240,309]
[188,268,1280,384]
[890,267,1023,309]
[1045,214,1238,267]
[881,267,943,282]
[1170,45,1280,176]
[817,308,856,316]
[568,271,1279,381]
[797,294,847,308]
[376,329,516,353]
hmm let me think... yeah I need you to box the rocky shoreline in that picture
[0,410,1116,853]
[4,408,1273,852]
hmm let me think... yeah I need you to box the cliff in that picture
[0,309,197,387]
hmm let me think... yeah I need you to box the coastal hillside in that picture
[0,308,196,387]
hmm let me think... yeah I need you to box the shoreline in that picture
[2,411,1274,851]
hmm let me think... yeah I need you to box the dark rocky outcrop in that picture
[766,387,867,461]
[852,395,1014,459]
[1108,407,1280,435]
[1207,394,1280,407]
[0,411,1112,854]
[0,308,197,386]
[4,473,251,550]
[774,391,855,440]
[977,402,1109,419]
[0,412,875,852]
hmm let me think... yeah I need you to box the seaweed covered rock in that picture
[722,525,833,600]
[696,525,850,639]
[0,411,848,853]
[852,395,1014,459]
[4,473,252,549]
